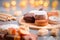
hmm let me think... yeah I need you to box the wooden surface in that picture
[19,17,60,30]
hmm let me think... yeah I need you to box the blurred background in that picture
[0,0,60,14]
[0,0,60,40]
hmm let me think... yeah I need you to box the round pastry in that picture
[23,13,35,23]
[38,29,48,36]
[14,11,22,17]
[48,16,58,24]
[35,11,48,26]
[0,24,19,35]
[7,28,18,35]
[18,25,30,35]
[48,12,59,17]
[35,20,48,26]
[50,28,59,37]
[21,33,37,40]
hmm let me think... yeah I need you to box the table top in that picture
[0,20,60,40]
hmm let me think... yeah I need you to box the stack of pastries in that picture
[0,24,37,40]
[23,9,48,26]
[48,11,59,24]
[23,9,59,25]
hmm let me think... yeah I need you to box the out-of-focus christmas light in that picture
[52,0,58,10]
[43,0,49,9]
[29,0,35,7]
[33,1,39,8]
[3,2,10,12]
[39,0,44,5]
[11,0,16,7]
[3,2,10,8]
[43,0,49,7]
[19,0,27,9]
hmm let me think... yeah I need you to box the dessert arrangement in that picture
[0,0,60,40]
[0,24,38,40]
[0,10,59,40]
[19,9,60,30]
[0,23,59,40]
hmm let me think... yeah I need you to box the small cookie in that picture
[14,11,22,17]
[18,25,30,35]
[48,16,58,24]
[38,28,48,36]
[50,28,59,37]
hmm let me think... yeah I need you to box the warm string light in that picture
[39,0,44,6]
[43,0,50,10]
[34,1,39,8]
[29,0,35,8]
[10,0,16,10]
[2,0,59,10]
[19,0,27,9]
[3,2,10,8]
[3,2,10,12]
[52,0,58,10]
[11,0,16,7]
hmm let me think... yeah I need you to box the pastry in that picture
[0,24,19,30]
[23,13,35,23]
[35,20,48,26]
[38,29,48,36]
[14,11,22,17]
[21,33,37,40]
[5,35,20,40]
[23,10,38,23]
[48,16,58,24]
[35,10,48,26]
[0,30,20,40]
[0,30,8,40]
[0,13,16,21]
[0,24,19,35]
[0,17,7,21]
[48,12,59,17]
[18,25,30,35]
[50,28,59,37]
[8,28,18,35]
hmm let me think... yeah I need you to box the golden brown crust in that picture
[0,13,16,21]
[35,20,48,26]
[48,12,59,17]
[48,20,58,24]
[50,28,59,36]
